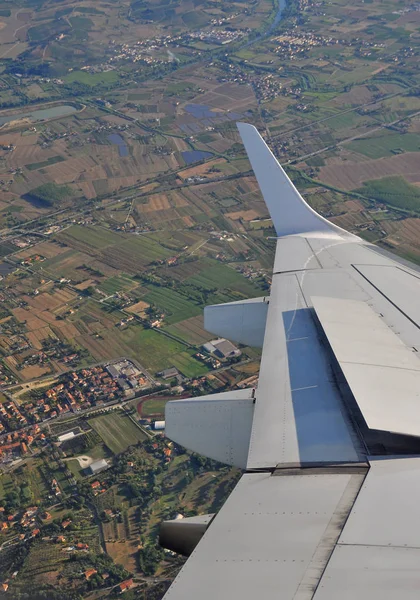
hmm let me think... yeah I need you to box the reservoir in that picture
[0,262,15,277]
[108,133,129,157]
[0,104,78,126]
[182,150,213,165]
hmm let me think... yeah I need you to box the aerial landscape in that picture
[0,0,420,596]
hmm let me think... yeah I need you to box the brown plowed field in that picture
[226,209,259,221]
[126,300,150,316]
[140,194,171,213]
[382,217,420,249]
[341,199,365,212]
[329,85,373,107]
[12,308,45,330]
[15,241,67,260]
[319,153,420,190]
[330,211,370,230]
[169,191,189,208]
[178,158,226,181]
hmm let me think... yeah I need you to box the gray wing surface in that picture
[162,123,420,599]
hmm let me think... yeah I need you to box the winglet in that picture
[237,122,355,239]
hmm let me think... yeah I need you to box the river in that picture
[243,0,287,48]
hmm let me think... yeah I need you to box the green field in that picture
[26,155,65,171]
[115,327,188,372]
[89,411,148,454]
[144,286,202,325]
[68,15,93,30]
[355,176,420,212]
[170,351,209,378]
[117,236,172,263]
[348,132,420,159]
[141,397,170,416]
[64,70,120,86]
[187,261,262,296]
[57,225,123,249]
[97,274,138,295]
[182,10,208,27]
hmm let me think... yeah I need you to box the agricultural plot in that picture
[96,274,139,295]
[187,261,263,297]
[170,351,209,378]
[144,286,202,325]
[89,411,148,454]
[318,152,420,190]
[356,176,420,212]
[348,132,420,159]
[140,397,170,417]
[11,541,69,589]
[0,459,49,508]
[96,236,172,273]
[117,327,188,372]
[56,225,123,251]
[165,315,212,345]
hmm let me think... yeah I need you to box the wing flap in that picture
[163,471,365,600]
[312,296,420,437]
[245,275,363,469]
[314,457,420,600]
[165,389,255,468]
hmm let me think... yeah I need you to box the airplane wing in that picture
[161,123,420,599]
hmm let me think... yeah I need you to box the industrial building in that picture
[202,338,241,359]
[87,458,109,475]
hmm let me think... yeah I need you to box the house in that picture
[61,519,72,529]
[76,542,89,550]
[118,578,133,593]
[85,568,97,580]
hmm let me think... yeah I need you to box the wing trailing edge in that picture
[165,388,255,469]
[237,122,356,240]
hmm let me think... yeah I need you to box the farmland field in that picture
[89,411,148,454]
[144,285,202,325]
[348,132,420,159]
[187,261,263,296]
[355,176,420,212]
[170,351,209,378]
[140,397,170,416]
[97,274,138,295]
[165,315,212,344]
[64,70,119,86]
[319,152,420,190]
[56,225,122,250]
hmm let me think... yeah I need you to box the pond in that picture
[182,150,214,165]
[0,104,78,126]
[0,262,15,276]
[108,133,129,157]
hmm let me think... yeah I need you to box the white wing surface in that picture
[162,123,420,599]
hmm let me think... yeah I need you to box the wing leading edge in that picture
[162,123,420,599]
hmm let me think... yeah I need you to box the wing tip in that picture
[236,121,358,241]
